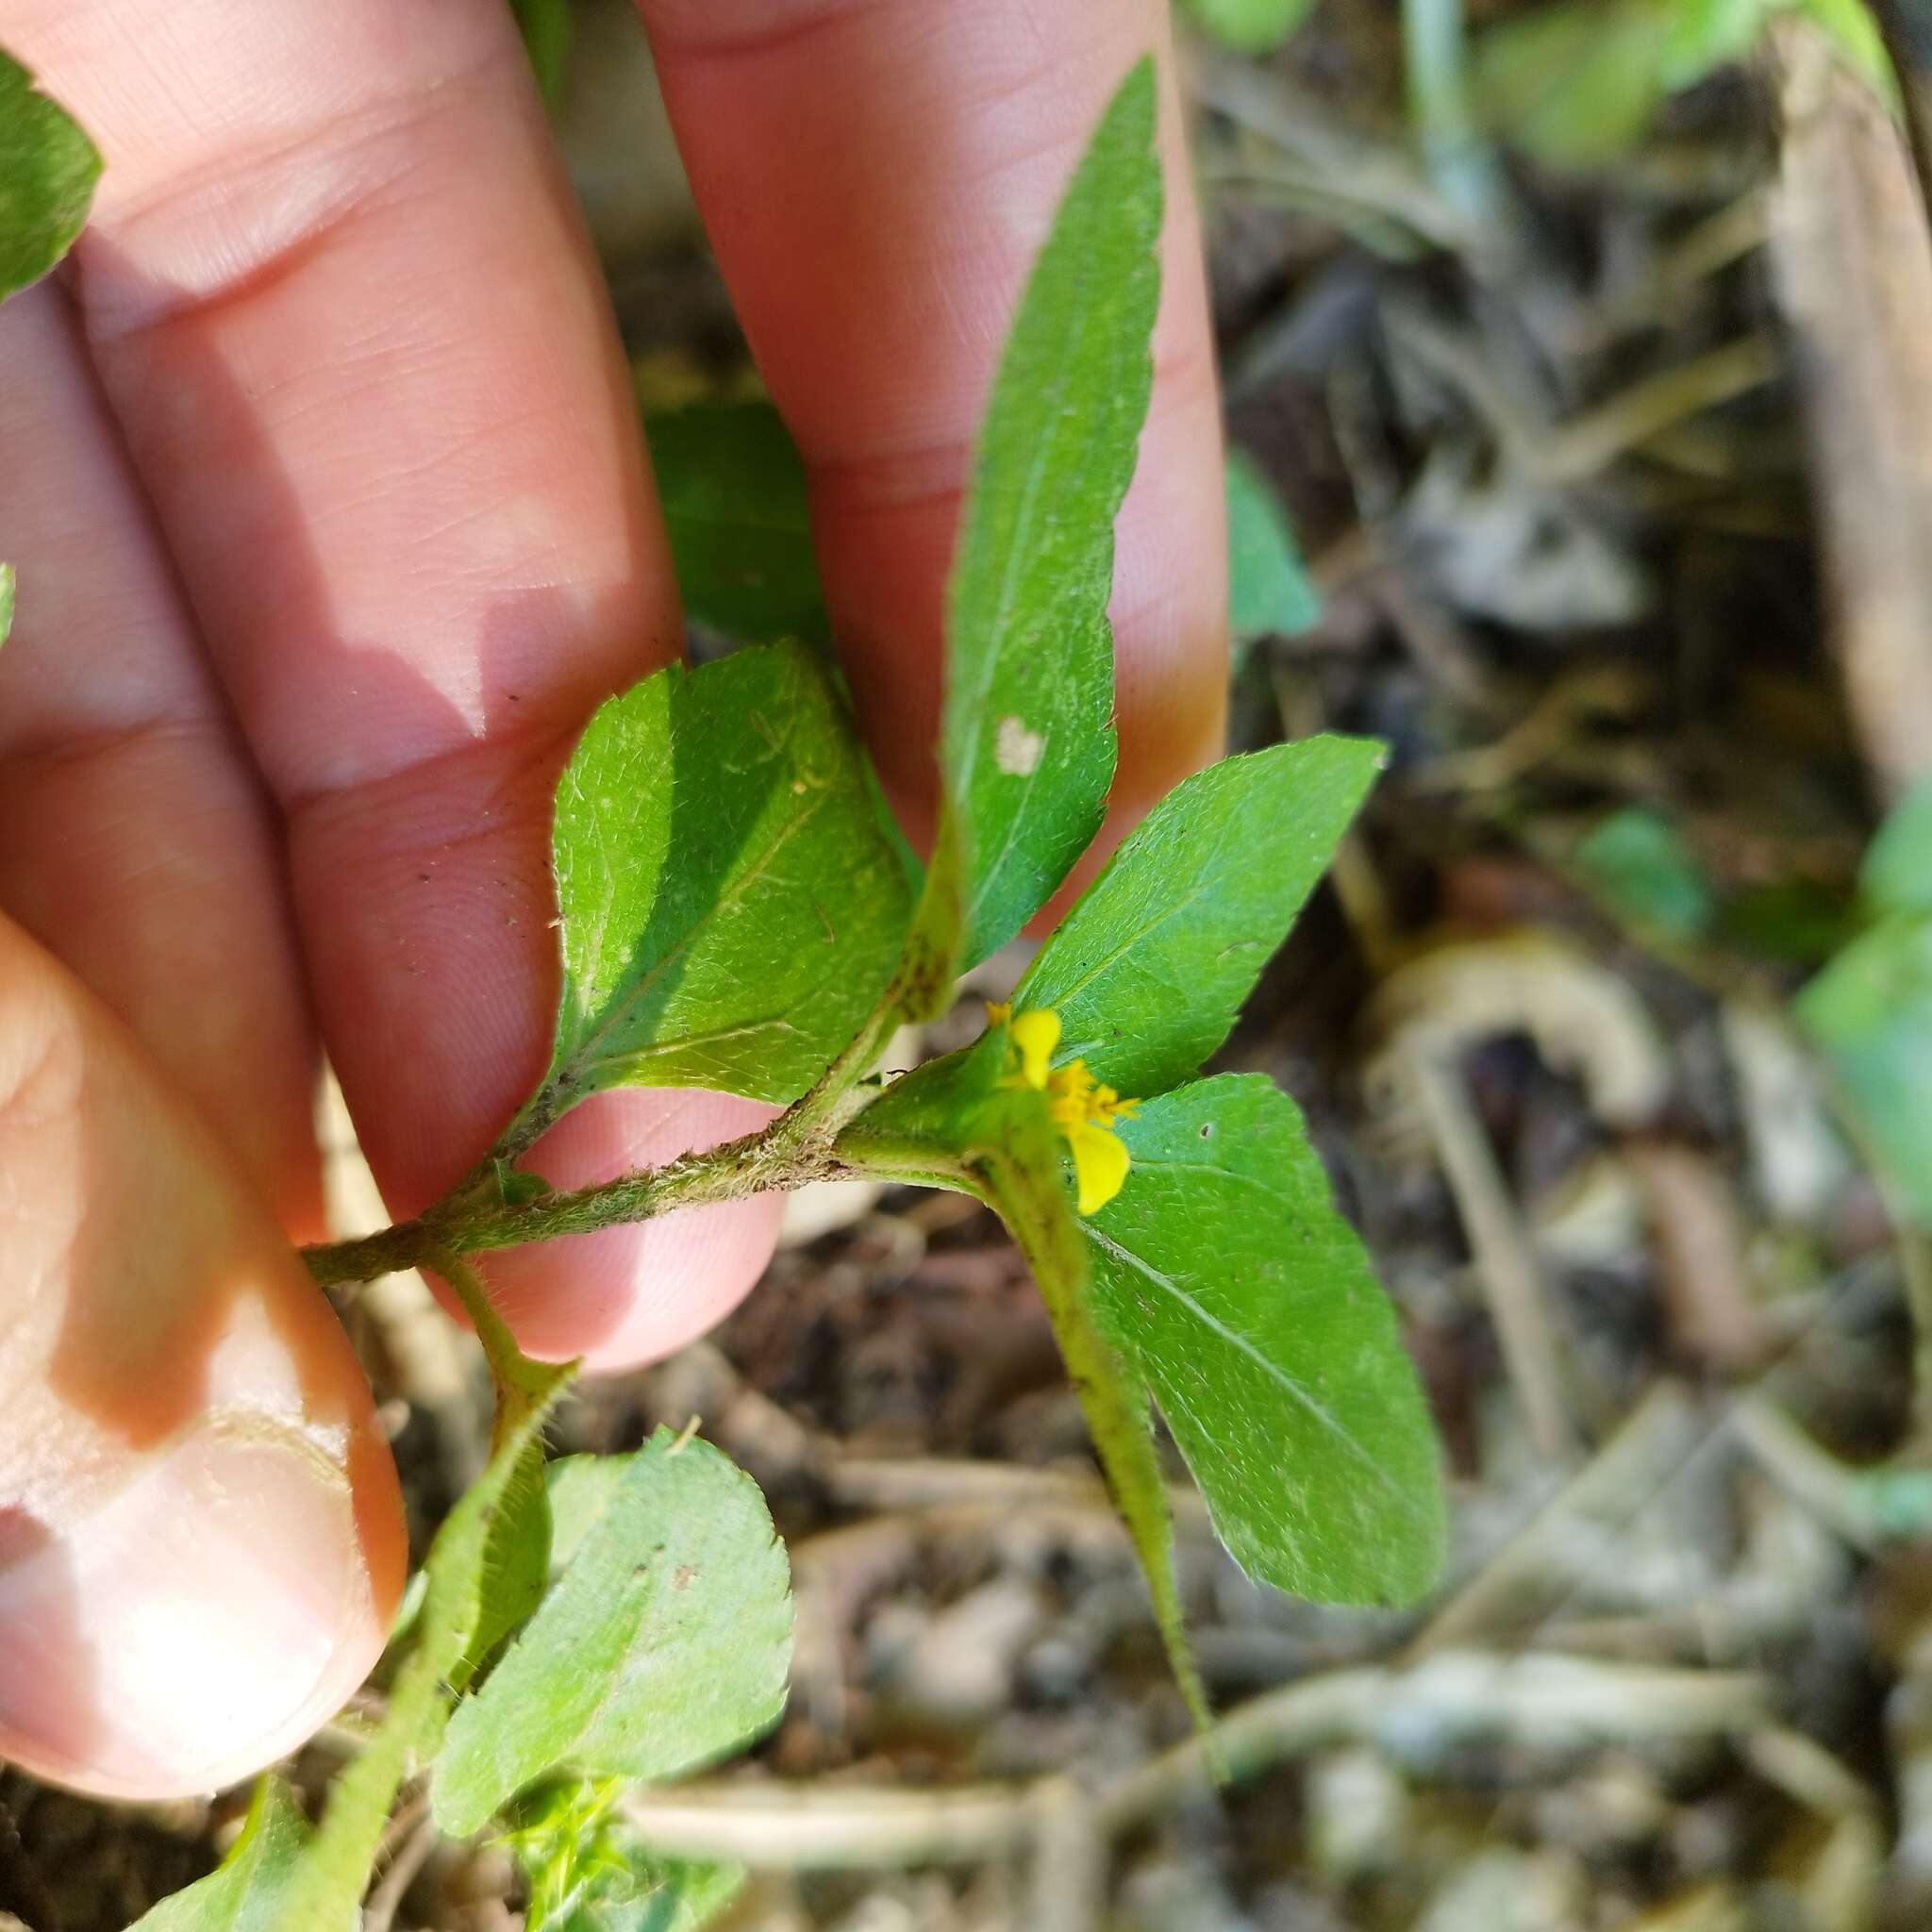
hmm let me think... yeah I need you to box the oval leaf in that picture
[433,1431,793,1839]
[1083,1074,1445,1605]
[532,640,910,1129]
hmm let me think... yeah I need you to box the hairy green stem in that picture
[304,970,930,1292]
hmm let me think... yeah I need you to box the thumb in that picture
[0,913,404,1799]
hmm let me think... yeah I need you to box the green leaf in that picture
[1798,914,1932,1224]
[1181,0,1319,54]
[1226,451,1322,653]
[0,52,101,304]
[837,1052,1208,1726]
[925,57,1163,976]
[508,1777,743,1932]
[1084,1075,1445,1604]
[0,563,13,648]
[529,640,911,1129]
[1659,0,1777,83]
[1013,739,1382,1100]
[643,402,826,650]
[1859,772,1932,916]
[433,1430,793,1839]
[126,1778,311,1931]
[1474,0,1673,166]
[511,0,575,105]
[1573,806,1716,941]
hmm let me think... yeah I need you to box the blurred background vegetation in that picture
[17,2,1932,1926]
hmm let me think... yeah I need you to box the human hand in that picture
[0,0,1226,1800]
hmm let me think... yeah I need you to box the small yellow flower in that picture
[990,1003,1137,1214]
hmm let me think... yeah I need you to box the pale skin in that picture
[0,0,1227,1799]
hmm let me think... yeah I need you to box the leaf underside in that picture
[643,401,827,649]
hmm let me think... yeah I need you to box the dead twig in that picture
[621,1653,1767,1872]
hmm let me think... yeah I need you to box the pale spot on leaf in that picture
[994,716,1044,776]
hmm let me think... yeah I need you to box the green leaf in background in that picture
[1857,770,1932,916]
[508,1777,743,1932]
[1474,0,1675,166]
[1474,0,1893,167]
[511,0,575,107]
[525,640,910,1132]
[0,563,13,648]
[127,1778,310,1931]
[1573,806,1717,941]
[1014,739,1382,1100]
[1226,450,1323,654]
[0,53,101,305]
[927,56,1163,976]
[1085,1075,1445,1604]
[1799,914,1932,1224]
[643,402,827,650]
[1181,0,1320,54]
[433,1430,793,1839]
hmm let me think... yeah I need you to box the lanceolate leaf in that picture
[927,57,1164,976]
[838,1056,1207,1725]
[974,1100,1209,1728]
[1084,1075,1445,1604]
[1015,739,1382,1099]
[527,640,909,1134]
[433,1431,793,1839]
[127,1778,310,1931]
[0,53,101,304]
[0,563,14,648]
[643,401,827,650]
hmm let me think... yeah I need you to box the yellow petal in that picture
[1008,1008,1061,1091]
[1067,1123,1131,1216]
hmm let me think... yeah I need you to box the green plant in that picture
[1473,0,1893,168]
[4,51,1443,1926]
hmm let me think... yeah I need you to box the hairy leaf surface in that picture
[1084,1075,1444,1604]
[838,1052,1207,1724]
[926,57,1163,975]
[0,53,100,303]
[433,1431,792,1838]
[535,641,909,1125]
[1015,739,1380,1098]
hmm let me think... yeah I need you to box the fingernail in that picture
[0,1421,392,1799]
